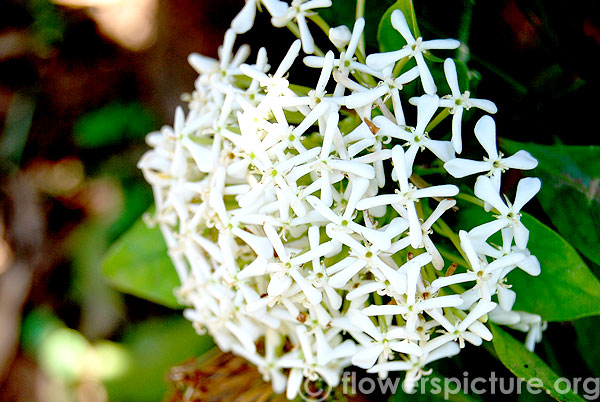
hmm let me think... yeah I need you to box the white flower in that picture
[305,18,370,100]
[231,0,289,34]
[365,10,460,94]
[231,329,288,392]
[367,341,461,392]
[356,145,459,248]
[328,24,352,48]
[444,116,538,187]
[140,6,546,397]
[489,308,546,351]
[431,230,525,305]
[348,310,422,370]
[426,299,496,348]
[372,94,455,168]
[370,66,420,126]
[272,0,333,54]
[436,58,498,153]
[419,199,457,269]
[473,175,541,249]
[279,325,355,399]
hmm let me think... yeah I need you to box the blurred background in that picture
[0,0,598,401]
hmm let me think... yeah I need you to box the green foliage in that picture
[573,317,600,377]
[491,325,586,402]
[105,182,153,242]
[500,140,600,266]
[318,0,395,49]
[377,0,420,53]
[102,215,181,309]
[73,102,156,148]
[510,213,600,321]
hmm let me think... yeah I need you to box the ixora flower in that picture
[138,4,546,399]
[366,9,460,94]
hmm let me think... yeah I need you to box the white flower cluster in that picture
[138,2,545,398]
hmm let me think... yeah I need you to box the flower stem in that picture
[373,293,388,332]
[307,14,331,37]
[356,0,366,61]
[432,218,468,264]
[392,57,410,78]
[286,21,325,56]
[455,192,485,208]
[425,108,450,132]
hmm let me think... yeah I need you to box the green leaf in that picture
[456,200,600,321]
[500,140,600,266]
[106,182,153,242]
[573,317,600,377]
[102,215,181,308]
[491,325,587,402]
[318,0,394,49]
[509,213,600,321]
[423,51,445,63]
[378,0,420,52]
[74,102,155,148]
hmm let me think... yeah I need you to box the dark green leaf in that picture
[423,51,445,63]
[102,215,181,308]
[573,317,600,377]
[378,0,420,52]
[510,213,600,321]
[317,0,356,33]
[106,182,153,242]
[500,140,600,266]
[319,0,394,49]
[491,325,586,402]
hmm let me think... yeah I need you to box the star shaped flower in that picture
[365,10,460,94]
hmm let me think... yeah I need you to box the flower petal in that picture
[474,175,509,215]
[230,0,257,34]
[512,177,541,213]
[474,116,499,159]
[352,344,385,369]
[444,158,491,178]
[390,9,416,43]
[443,58,461,98]
[502,150,538,170]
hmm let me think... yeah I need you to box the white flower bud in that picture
[328,24,352,48]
